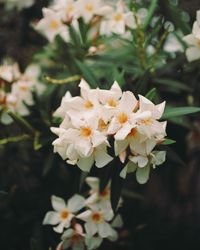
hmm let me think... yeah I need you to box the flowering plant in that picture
[1,1,200,250]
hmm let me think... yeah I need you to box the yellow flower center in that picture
[98,119,108,131]
[139,118,153,125]
[66,4,74,13]
[19,84,29,91]
[99,188,110,198]
[107,98,117,107]
[114,13,123,22]
[84,100,94,109]
[118,113,128,124]
[80,127,92,137]
[50,20,59,30]
[92,212,102,223]
[197,40,200,48]
[85,3,93,12]
[60,210,69,220]
[128,128,137,137]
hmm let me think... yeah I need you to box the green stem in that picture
[0,134,31,145]
[134,13,148,70]
[44,75,81,84]
[143,0,158,30]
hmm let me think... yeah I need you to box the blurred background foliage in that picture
[1,0,200,249]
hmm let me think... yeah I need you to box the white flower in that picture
[57,224,103,250]
[3,0,34,10]
[35,8,69,42]
[64,79,100,118]
[77,206,116,238]
[100,0,136,35]
[75,0,112,24]
[120,150,166,183]
[54,91,72,118]
[183,11,200,61]
[52,0,77,22]
[85,177,111,206]
[114,127,157,159]
[133,95,166,138]
[107,91,138,140]
[164,33,184,53]
[43,195,85,233]
[0,63,20,82]
[57,224,85,250]
[77,144,113,172]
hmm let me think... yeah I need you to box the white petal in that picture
[114,139,129,156]
[85,177,99,191]
[67,194,85,213]
[85,222,98,236]
[136,165,150,184]
[186,47,200,62]
[92,131,107,147]
[43,211,60,225]
[119,91,137,113]
[114,123,132,140]
[77,155,94,172]
[120,161,137,179]
[98,222,113,238]
[53,222,66,233]
[51,195,67,212]
[130,155,148,168]
[112,214,123,228]
[77,210,92,221]
[94,147,113,168]
[85,236,103,250]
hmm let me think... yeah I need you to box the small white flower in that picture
[183,11,200,61]
[43,195,85,233]
[35,8,69,42]
[107,91,138,140]
[85,177,111,206]
[100,0,136,36]
[57,224,85,250]
[133,95,166,138]
[3,0,34,10]
[75,0,112,24]
[54,91,72,118]
[77,206,116,238]
[0,63,21,82]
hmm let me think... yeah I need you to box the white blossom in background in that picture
[164,33,184,53]
[100,0,136,36]
[183,10,200,61]
[51,79,167,183]
[43,194,85,233]
[35,8,69,42]
[2,0,34,10]
[0,62,20,82]
[0,62,45,120]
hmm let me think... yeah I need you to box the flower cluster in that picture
[1,0,34,11]
[43,177,123,250]
[35,0,136,42]
[183,10,200,62]
[0,62,45,122]
[51,79,167,184]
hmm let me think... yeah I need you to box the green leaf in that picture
[162,107,200,119]
[162,139,176,145]
[75,59,97,88]
[154,78,192,92]
[145,88,157,101]
[143,0,158,29]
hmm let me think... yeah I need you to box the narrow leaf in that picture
[162,107,200,119]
